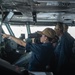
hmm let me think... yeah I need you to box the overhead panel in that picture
[0,0,75,25]
[0,0,2,4]
[33,0,75,2]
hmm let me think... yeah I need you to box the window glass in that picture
[30,26,75,38]
[2,25,27,39]
[2,25,10,34]
[30,26,55,33]
[68,26,75,38]
[2,25,75,39]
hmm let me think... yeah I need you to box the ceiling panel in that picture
[0,0,75,26]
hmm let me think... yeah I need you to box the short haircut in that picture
[56,22,63,32]
[63,24,69,32]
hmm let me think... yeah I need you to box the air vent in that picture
[64,19,71,20]
[63,19,72,23]
[60,3,70,7]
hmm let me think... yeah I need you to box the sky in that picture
[31,26,75,39]
[2,25,75,39]
[67,26,75,38]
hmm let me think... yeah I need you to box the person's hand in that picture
[2,33,9,39]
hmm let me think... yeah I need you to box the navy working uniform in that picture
[26,42,55,71]
[64,32,74,47]
[54,32,74,75]
[2,28,56,72]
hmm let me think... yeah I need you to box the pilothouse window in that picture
[2,25,75,39]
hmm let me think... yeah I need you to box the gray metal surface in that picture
[0,0,75,26]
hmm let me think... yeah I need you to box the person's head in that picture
[54,22,63,36]
[51,35,59,47]
[63,24,69,32]
[37,28,56,43]
[51,35,59,43]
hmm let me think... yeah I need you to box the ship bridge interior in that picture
[0,0,75,26]
[0,1,75,75]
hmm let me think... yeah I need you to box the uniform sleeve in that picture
[29,43,43,54]
[25,43,32,52]
[26,43,42,54]
[57,37,69,70]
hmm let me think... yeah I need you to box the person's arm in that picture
[2,34,26,47]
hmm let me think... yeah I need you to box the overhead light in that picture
[74,19,75,21]
[34,0,52,2]
[47,1,59,6]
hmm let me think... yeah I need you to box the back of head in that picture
[55,22,63,32]
[63,24,69,32]
[43,28,56,38]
